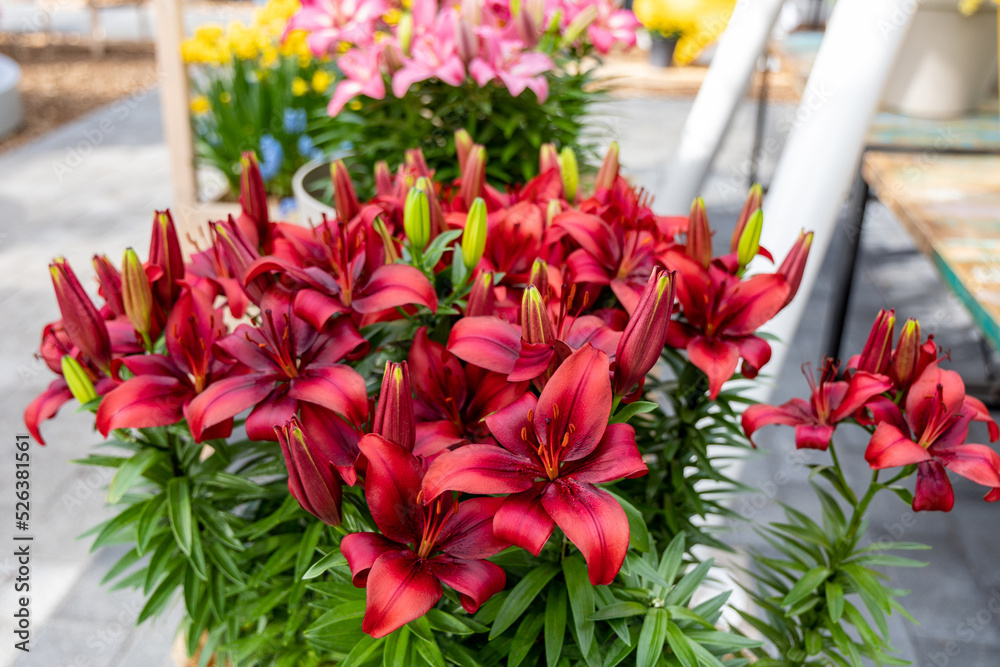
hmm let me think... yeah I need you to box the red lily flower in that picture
[276,417,357,526]
[186,292,369,457]
[96,285,235,439]
[184,224,253,319]
[742,359,893,450]
[422,345,647,585]
[409,328,526,455]
[244,215,437,330]
[865,363,1000,511]
[342,433,507,638]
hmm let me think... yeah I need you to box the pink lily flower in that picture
[391,9,467,98]
[286,0,386,56]
[469,32,552,101]
[327,46,387,116]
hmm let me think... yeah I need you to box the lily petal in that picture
[493,484,555,555]
[290,364,368,424]
[342,533,404,587]
[448,316,522,374]
[687,335,740,400]
[865,423,933,469]
[358,434,424,544]
[535,344,612,461]
[563,423,646,484]
[187,374,276,440]
[430,557,506,613]
[421,444,538,501]
[913,460,955,512]
[362,550,442,638]
[96,375,189,436]
[353,264,438,314]
[436,497,508,559]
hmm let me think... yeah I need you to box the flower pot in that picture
[882,0,998,119]
[292,158,337,226]
[649,35,678,67]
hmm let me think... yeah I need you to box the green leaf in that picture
[383,626,411,667]
[107,449,162,503]
[665,559,713,607]
[135,493,166,555]
[490,562,560,639]
[508,612,544,667]
[304,548,347,579]
[657,533,686,590]
[781,566,831,608]
[826,580,845,622]
[636,608,667,667]
[166,478,193,556]
[137,562,184,623]
[609,401,659,424]
[544,586,567,667]
[341,634,384,667]
[295,520,325,581]
[588,602,648,621]
[562,556,596,655]
[664,621,699,667]
[623,553,671,590]
[413,634,446,667]
[605,490,649,552]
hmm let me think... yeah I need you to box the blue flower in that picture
[259,134,284,181]
[279,197,297,218]
[296,134,323,162]
[283,108,308,135]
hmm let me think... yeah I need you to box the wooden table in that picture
[862,152,1000,351]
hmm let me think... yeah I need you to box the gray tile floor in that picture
[1,92,998,666]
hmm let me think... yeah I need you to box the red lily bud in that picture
[405,148,432,181]
[539,143,560,176]
[466,271,496,317]
[777,230,813,308]
[122,247,154,343]
[595,141,619,193]
[612,267,676,397]
[891,319,923,390]
[275,418,346,526]
[238,152,269,248]
[521,284,555,345]
[92,254,124,318]
[460,144,486,210]
[49,258,112,372]
[856,309,895,375]
[685,198,711,269]
[528,258,549,298]
[374,160,393,197]
[148,210,184,307]
[213,217,266,303]
[455,129,474,172]
[371,361,415,451]
[455,15,477,63]
[331,160,361,223]
[730,183,763,253]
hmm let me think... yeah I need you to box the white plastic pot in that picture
[291,158,336,227]
[881,0,998,119]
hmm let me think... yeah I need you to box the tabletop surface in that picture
[862,151,1000,349]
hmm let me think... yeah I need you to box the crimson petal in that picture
[828,371,893,422]
[535,344,612,461]
[563,423,646,484]
[24,379,73,445]
[246,389,298,441]
[933,443,1000,488]
[186,374,276,440]
[96,375,189,436]
[421,444,539,501]
[865,423,933,469]
[358,434,424,544]
[448,316,522,374]
[687,335,740,400]
[362,550,442,638]
[290,364,368,424]
[435,497,508,559]
[430,557,506,613]
[353,264,438,314]
[741,399,814,446]
[342,533,405,587]
[484,393,541,459]
[493,484,555,555]
[913,460,955,512]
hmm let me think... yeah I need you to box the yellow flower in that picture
[337,41,352,54]
[959,0,999,14]
[190,95,210,115]
[383,8,401,25]
[349,100,363,111]
[312,70,332,93]
[633,0,736,66]
[260,45,279,68]
[292,77,309,96]
[220,91,232,104]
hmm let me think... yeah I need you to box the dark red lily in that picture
[422,345,647,585]
[148,210,185,308]
[276,417,357,526]
[186,292,368,456]
[865,363,1000,511]
[370,360,416,452]
[237,153,272,251]
[96,285,235,439]
[342,433,507,637]
[409,328,526,455]
[184,223,253,319]
[612,266,676,398]
[742,359,893,450]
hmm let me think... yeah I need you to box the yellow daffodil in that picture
[312,70,332,93]
[292,77,309,96]
[190,96,210,114]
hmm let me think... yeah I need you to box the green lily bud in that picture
[398,11,414,54]
[121,247,153,342]
[559,147,578,202]
[462,197,488,271]
[546,199,562,227]
[736,209,763,270]
[404,187,431,251]
[61,355,97,405]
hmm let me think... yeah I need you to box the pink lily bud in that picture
[777,230,813,308]
[595,141,619,193]
[857,309,895,375]
[371,361,416,451]
[49,258,112,372]
[92,254,125,318]
[539,143,560,175]
[374,160,393,197]
[685,198,711,270]
[455,129,474,173]
[466,271,496,317]
[521,284,555,345]
[730,183,763,253]
[891,319,923,390]
[122,247,154,343]
[516,5,539,47]
[213,217,267,304]
[148,210,184,307]
[460,144,486,210]
[455,15,477,64]
[238,152,269,249]
[528,258,549,298]
[331,160,361,223]
[613,267,676,397]
[275,418,346,526]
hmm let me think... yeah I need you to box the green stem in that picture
[827,441,858,505]
[845,470,880,547]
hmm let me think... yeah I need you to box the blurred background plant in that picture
[182,0,334,199]
[632,0,736,65]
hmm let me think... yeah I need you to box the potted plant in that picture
[632,0,736,66]
[882,0,998,118]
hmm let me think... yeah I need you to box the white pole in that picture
[754,0,917,401]
[659,0,785,215]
